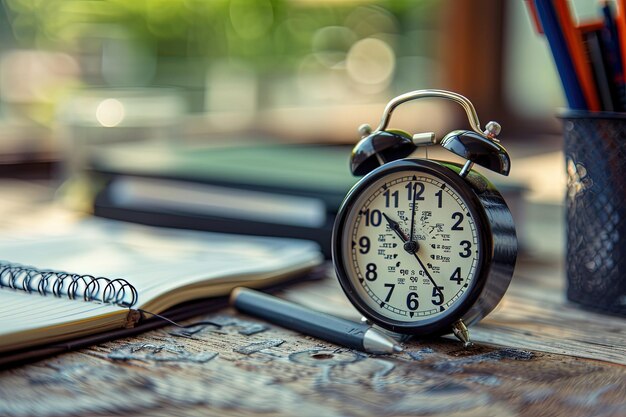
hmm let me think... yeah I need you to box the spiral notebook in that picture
[0,219,322,353]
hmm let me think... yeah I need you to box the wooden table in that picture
[0,258,624,417]
[0,179,624,417]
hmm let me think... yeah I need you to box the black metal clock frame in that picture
[332,158,517,336]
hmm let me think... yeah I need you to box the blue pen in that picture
[534,0,587,110]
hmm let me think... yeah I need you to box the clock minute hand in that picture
[411,250,445,300]
[409,183,417,243]
[383,213,444,301]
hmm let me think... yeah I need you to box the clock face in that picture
[338,166,483,328]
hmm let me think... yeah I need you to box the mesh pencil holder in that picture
[561,110,626,316]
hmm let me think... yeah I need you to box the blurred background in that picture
[0,0,566,150]
[0,0,578,259]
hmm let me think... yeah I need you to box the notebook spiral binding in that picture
[0,261,138,307]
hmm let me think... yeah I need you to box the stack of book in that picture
[89,143,356,258]
[88,142,526,258]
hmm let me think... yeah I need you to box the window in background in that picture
[0,0,452,142]
[504,0,565,120]
[1,0,541,157]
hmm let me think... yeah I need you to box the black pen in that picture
[230,287,403,354]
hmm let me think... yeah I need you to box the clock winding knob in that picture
[483,121,501,141]
[358,124,373,138]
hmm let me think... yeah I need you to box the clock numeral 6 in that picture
[365,263,377,281]
[358,236,370,254]
[459,240,472,258]
[406,292,419,310]
[362,209,382,227]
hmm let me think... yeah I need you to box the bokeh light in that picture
[312,26,356,68]
[346,38,395,89]
[229,0,274,40]
[96,98,125,127]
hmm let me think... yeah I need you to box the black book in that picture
[90,143,356,258]
[89,143,525,258]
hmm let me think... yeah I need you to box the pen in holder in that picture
[560,110,626,316]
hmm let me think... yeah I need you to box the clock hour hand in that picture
[382,213,409,242]
[383,212,419,254]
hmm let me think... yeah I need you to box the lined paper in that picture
[0,290,125,335]
[0,219,322,351]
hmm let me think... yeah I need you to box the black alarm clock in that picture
[332,89,517,347]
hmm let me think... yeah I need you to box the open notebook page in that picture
[0,219,322,351]
[0,290,125,336]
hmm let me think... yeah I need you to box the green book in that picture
[91,143,358,211]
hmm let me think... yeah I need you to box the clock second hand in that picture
[410,249,445,301]
[382,212,444,300]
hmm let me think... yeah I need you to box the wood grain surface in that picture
[1,259,625,417]
[0,179,624,417]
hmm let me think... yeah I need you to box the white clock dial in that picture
[341,169,481,323]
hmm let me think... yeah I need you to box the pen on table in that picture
[230,287,403,354]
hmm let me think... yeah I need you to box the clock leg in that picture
[452,319,474,349]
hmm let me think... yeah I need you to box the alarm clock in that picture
[332,89,517,347]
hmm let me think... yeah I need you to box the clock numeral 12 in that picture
[405,182,425,201]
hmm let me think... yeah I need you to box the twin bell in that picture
[349,90,511,179]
